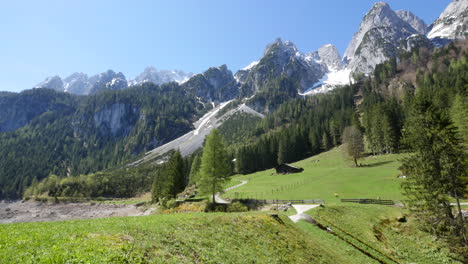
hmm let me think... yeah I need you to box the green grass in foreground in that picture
[225,147,405,203]
[305,204,463,263]
[1,213,336,264]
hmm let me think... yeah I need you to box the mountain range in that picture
[1,0,467,199]
[32,1,467,98]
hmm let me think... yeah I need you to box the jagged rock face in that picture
[129,67,193,86]
[239,39,326,96]
[316,44,345,70]
[344,2,418,74]
[396,10,428,35]
[181,65,238,102]
[93,103,139,136]
[401,34,433,52]
[234,69,250,84]
[0,89,75,132]
[63,72,90,95]
[427,0,468,40]
[34,76,64,91]
[89,70,128,94]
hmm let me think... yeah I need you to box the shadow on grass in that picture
[363,160,394,167]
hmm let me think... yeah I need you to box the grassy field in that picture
[304,204,464,263]
[0,212,346,264]
[224,147,405,203]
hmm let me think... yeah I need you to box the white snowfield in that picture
[130,100,263,166]
[299,68,352,96]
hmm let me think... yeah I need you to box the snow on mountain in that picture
[129,67,193,86]
[299,68,351,96]
[239,38,327,97]
[427,0,468,40]
[242,61,259,71]
[131,100,264,165]
[344,2,419,74]
[34,76,64,92]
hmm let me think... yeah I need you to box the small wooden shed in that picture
[275,163,304,174]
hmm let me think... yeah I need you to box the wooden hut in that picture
[275,163,304,174]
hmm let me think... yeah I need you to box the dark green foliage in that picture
[401,96,467,248]
[151,150,187,202]
[0,82,205,199]
[198,129,230,203]
[23,163,156,199]
[235,85,356,174]
[246,75,299,113]
[217,111,261,145]
[188,154,202,185]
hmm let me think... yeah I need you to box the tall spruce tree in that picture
[401,98,467,247]
[198,129,230,203]
[151,150,185,202]
[188,154,202,185]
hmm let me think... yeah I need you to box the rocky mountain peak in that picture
[427,0,468,40]
[130,67,193,86]
[344,2,419,74]
[317,44,344,70]
[396,10,428,34]
[34,76,64,91]
[263,38,300,58]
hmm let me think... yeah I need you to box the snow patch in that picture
[299,68,351,96]
[193,100,232,136]
[242,61,259,71]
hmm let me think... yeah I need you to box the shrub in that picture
[227,202,248,212]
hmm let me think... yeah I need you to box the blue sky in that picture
[0,0,451,92]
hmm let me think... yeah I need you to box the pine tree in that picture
[450,94,468,150]
[401,98,467,246]
[167,150,185,196]
[321,131,330,151]
[188,154,201,185]
[198,129,230,203]
[151,150,185,202]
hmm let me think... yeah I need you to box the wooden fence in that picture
[232,199,325,205]
[340,199,394,205]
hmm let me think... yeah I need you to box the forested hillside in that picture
[228,41,467,176]
[0,83,207,199]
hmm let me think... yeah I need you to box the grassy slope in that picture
[306,204,463,264]
[225,147,404,202]
[1,213,340,264]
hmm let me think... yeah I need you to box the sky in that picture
[0,0,452,92]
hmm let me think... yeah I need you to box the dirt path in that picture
[0,201,147,224]
[289,204,320,223]
[214,180,248,204]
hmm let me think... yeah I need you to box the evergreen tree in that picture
[277,135,288,164]
[401,98,467,247]
[321,131,330,151]
[151,150,185,202]
[198,129,230,203]
[450,94,468,150]
[189,154,202,185]
[167,150,185,195]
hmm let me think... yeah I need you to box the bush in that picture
[227,202,248,212]
[204,202,227,212]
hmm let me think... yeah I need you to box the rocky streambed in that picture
[0,200,148,224]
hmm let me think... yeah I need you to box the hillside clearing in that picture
[224,147,405,203]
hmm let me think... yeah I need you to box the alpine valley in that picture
[0,0,467,202]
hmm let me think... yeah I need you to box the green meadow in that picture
[225,147,405,203]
